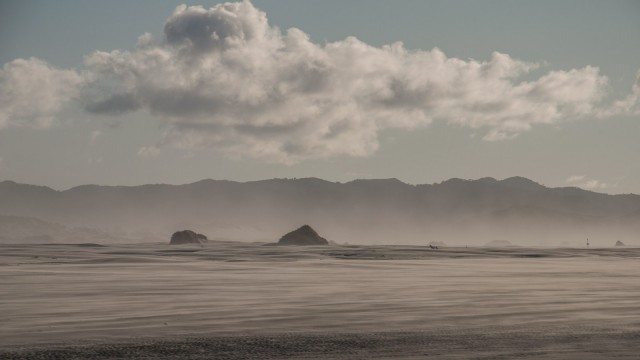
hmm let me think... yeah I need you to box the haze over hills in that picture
[0,214,163,244]
[1,177,639,246]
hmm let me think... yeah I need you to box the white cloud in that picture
[0,57,84,130]
[566,175,608,191]
[1,1,638,163]
[79,1,616,163]
[597,70,640,118]
[566,175,586,183]
[137,146,161,158]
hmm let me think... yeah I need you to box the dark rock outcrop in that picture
[615,240,625,247]
[278,225,328,246]
[170,230,208,245]
[429,241,447,248]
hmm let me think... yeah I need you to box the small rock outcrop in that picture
[615,240,625,247]
[484,239,514,247]
[170,230,208,245]
[278,225,329,246]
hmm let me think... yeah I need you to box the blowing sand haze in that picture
[2,243,640,359]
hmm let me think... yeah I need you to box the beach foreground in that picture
[2,327,640,359]
[2,242,640,359]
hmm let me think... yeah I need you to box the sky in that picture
[0,0,639,193]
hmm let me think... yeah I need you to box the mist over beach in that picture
[2,242,640,359]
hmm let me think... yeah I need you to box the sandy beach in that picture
[2,242,640,359]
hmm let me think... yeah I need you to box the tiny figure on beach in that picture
[429,244,438,250]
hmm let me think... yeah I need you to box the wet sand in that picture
[1,242,640,358]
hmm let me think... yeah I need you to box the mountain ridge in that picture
[1,177,637,197]
[1,177,639,246]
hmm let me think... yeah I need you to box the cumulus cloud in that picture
[0,57,84,130]
[1,1,638,162]
[566,175,608,191]
[78,1,616,162]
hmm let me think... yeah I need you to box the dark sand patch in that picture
[2,327,639,359]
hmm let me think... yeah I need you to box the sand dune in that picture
[2,242,640,358]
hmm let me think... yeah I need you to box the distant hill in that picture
[0,177,639,246]
[0,214,163,244]
[0,214,68,243]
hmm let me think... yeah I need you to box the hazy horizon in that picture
[2,175,639,248]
